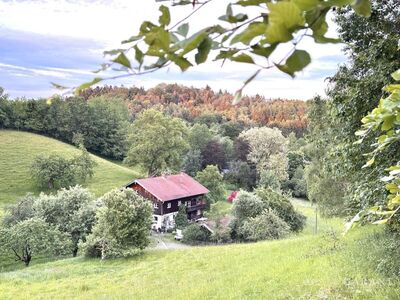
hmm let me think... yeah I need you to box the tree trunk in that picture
[72,247,78,257]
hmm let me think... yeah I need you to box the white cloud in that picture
[0,0,345,99]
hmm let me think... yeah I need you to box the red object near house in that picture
[227,191,238,203]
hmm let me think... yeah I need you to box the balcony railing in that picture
[186,202,206,212]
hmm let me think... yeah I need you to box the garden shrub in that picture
[256,188,306,232]
[238,209,290,242]
[182,224,210,245]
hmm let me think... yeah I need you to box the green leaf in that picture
[362,157,375,168]
[75,78,103,95]
[231,53,254,64]
[293,0,319,11]
[251,44,276,58]
[121,35,142,44]
[230,22,268,45]
[232,89,243,105]
[144,27,171,51]
[168,53,193,71]
[195,37,212,65]
[236,0,270,6]
[276,49,311,77]
[391,69,400,81]
[215,49,240,60]
[176,23,189,37]
[51,82,68,90]
[266,2,305,43]
[181,31,207,55]
[351,0,371,17]
[159,5,171,26]
[112,52,131,69]
[134,45,144,67]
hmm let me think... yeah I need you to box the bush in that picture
[239,209,290,242]
[232,190,265,220]
[81,188,152,259]
[256,188,306,232]
[2,193,36,226]
[210,225,231,244]
[182,224,210,245]
[196,165,225,204]
[258,170,281,191]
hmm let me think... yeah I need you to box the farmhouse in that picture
[126,172,209,230]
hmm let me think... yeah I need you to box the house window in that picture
[154,216,158,221]
[178,200,181,206]
[153,203,158,209]
[167,203,171,209]
[197,210,201,216]
[187,201,191,207]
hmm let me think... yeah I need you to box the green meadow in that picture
[0,130,141,206]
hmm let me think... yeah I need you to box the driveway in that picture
[151,232,190,250]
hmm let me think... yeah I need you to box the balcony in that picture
[186,202,206,212]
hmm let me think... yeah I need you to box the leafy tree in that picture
[188,123,213,152]
[30,154,77,189]
[81,188,152,259]
[86,97,130,159]
[239,209,289,242]
[258,170,281,192]
[0,218,71,267]
[175,204,188,229]
[182,149,202,177]
[195,165,225,204]
[256,188,306,232]
[201,139,227,170]
[2,193,36,227]
[240,127,288,181]
[233,137,250,162]
[125,109,189,175]
[34,186,97,257]
[30,148,96,190]
[225,160,257,190]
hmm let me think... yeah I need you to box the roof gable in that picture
[131,173,209,202]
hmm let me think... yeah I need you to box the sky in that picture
[0,0,347,100]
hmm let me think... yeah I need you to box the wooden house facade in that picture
[126,173,209,230]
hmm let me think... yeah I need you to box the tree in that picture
[34,186,97,257]
[195,165,225,204]
[30,147,96,190]
[30,154,77,189]
[232,191,264,221]
[225,160,257,190]
[182,224,210,245]
[125,109,189,175]
[0,218,71,267]
[240,127,289,181]
[182,149,202,177]
[81,188,152,259]
[175,204,188,229]
[201,139,227,170]
[258,170,281,192]
[188,123,213,152]
[2,193,36,227]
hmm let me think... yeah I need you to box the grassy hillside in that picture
[0,130,141,205]
[0,201,399,299]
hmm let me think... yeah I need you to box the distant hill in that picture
[80,83,308,136]
[0,130,141,206]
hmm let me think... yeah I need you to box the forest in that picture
[0,0,400,298]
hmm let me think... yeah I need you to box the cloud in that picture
[0,0,346,99]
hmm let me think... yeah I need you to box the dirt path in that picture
[151,232,190,250]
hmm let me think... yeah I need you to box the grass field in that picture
[0,130,142,206]
[0,200,399,299]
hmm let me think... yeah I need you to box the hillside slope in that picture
[0,201,399,299]
[0,130,140,205]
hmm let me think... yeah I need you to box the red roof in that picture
[130,173,209,202]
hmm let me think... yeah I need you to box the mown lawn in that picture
[1,200,399,299]
[0,130,142,206]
